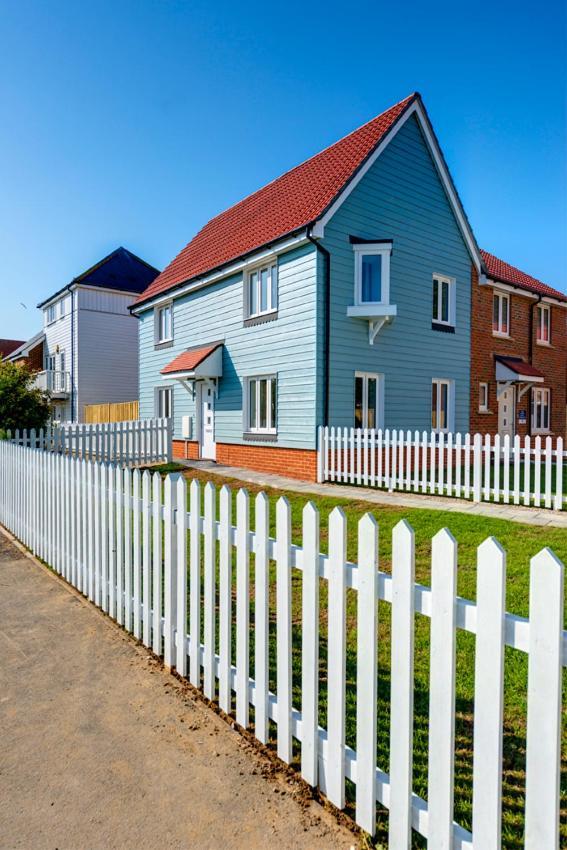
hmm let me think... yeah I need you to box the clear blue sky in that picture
[1,0,565,340]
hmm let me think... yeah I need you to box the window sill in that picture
[536,340,552,347]
[347,303,396,319]
[431,321,455,334]
[243,431,278,442]
[492,331,511,339]
[154,339,174,350]
[244,310,278,328]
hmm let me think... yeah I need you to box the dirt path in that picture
[0,532,357,850]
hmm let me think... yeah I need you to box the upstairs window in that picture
[431,378,454,433]
[60,298,66,318]
[246,263,278,319]
[353,243,391,306]
[246,375,277,433]
[155,303,173,344]
[537,304,550,344]
[432,274,456,326]
[46,304,56,325]
[493,291,510,336]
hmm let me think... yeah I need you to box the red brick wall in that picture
[173,439,318,481]
[470,266,567,439]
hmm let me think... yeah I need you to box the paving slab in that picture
[0,531,357,850]
[177,461,567,528]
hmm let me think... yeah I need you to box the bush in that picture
[0,359,51,433]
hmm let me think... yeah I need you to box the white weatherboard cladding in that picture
[323,114,472,433]
[75,288,140,419]
[138,244,319,449]
[43,292,76,420]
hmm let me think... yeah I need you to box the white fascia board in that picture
[481,278,538,299]
[312,100,482,271]
[132,231,310,314]
[75,283,146,299]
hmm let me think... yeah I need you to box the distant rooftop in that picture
[37,247,160,308]
[0,338,25,359]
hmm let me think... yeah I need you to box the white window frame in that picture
[353,243,391,307]
[59,298,66,318]
[531,387,550,433]
[432,274,456,326]
[155,386,173,420]
[354,371,384,430]
[245,263,278,319]
[431,378,455,433]
[478,382,489,412]
[45,353,56,372]
[245,374,277,434]
[155,302,173,344]
[536,303,551,345]
[46,304,56,325]
[492,291,510,337]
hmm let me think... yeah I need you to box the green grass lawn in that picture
[150,462,567,848]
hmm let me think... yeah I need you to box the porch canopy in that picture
[160,342,223,382]
[495,355,544,399]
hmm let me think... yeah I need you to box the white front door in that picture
[200,383,216,460]
[498,385,515,439]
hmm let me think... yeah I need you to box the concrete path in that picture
[0,532,356,850]
[179,460,567,528]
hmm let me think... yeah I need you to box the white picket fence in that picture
[0,439,564,849]
[318,426,567,511]
[7,418,172,466]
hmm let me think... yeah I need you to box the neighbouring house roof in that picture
[5,331,45,361]
[481,250,567,302]
[161,343,223,376]
[495,356,545,380]
[136,93,426,307]
[37,247,160,308]
[0,338,25,358]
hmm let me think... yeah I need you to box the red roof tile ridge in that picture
[481,249,566,302]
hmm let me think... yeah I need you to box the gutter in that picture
[306,229,330,428]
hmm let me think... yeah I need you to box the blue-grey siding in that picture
[322,114,472,432]
[138,243,319,449]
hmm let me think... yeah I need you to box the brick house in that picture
[471,250,567,440]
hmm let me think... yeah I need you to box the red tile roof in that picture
[161,343,222,375]
[496,356,545,378]
[0,339,25,358]
[136,93,419,306]
[481,250,566,302]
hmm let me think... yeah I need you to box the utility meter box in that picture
[181,415,192,439]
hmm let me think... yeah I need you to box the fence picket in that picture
[254,491,269,743]
[388,520,415,850]
[236,488,250,727]
[163,475,178,669]
[327,507,347,808]
[427,529,457,848]
[189,479,201,687]
[524,549,563,850]
[203,482,216,700]
[355,513,378,835]
[142,470,151,647]
[301,502,319,787]
[276,496,292,763]
[218,485,232,713]
[175,476,188,676]
[472,538,505,850]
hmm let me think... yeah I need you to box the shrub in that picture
[0,359,51,433]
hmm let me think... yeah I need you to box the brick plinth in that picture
[172,439,318,481]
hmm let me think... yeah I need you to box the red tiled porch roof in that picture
[495,356,545,379]
[136,93,419,306]
[160,343,222,375]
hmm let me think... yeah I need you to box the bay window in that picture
[246,375,277,433]
[353,243,391,306]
